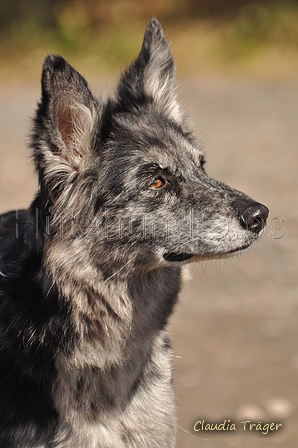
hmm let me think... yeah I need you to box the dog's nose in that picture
[240,203,269,233]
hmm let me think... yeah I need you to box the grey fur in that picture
[0,18,268,447]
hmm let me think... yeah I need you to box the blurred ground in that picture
[169,77,298,447]
[0,69,297,448]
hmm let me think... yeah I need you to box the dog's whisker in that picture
[178,425,210,441]
[101,257,136,285]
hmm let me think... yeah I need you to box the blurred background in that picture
[2,0,298,80]
[0,1,298,447]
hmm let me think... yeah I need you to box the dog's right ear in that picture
[32,55,98,194]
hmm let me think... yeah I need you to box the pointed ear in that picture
[32,55,98,187]
[116,18,182,122]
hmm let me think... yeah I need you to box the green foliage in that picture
[1,1,298,78]
[225,2,298,56]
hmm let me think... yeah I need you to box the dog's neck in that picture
[10,212,182,416]
[48,262,181,419]
[47,254,182,369]
[20,204,181,375]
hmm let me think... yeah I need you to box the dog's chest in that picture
[51,331,177,448]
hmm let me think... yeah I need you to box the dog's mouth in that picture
[163,242,252,263]
[163,253,194,262]
[225,242,252,254]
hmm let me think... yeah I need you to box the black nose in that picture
[240,203,269,233]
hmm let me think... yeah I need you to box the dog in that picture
[0,18,268,448]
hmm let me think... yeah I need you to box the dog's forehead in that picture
[145,138,203,173]
[112,112,204,171]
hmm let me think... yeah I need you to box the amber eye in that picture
[149,176,165,189]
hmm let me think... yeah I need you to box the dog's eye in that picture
[149,176,165,189]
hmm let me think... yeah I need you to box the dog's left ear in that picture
[116,18,182,123]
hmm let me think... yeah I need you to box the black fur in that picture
[0,18,268,447]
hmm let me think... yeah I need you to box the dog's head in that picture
[31,18,268,273]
